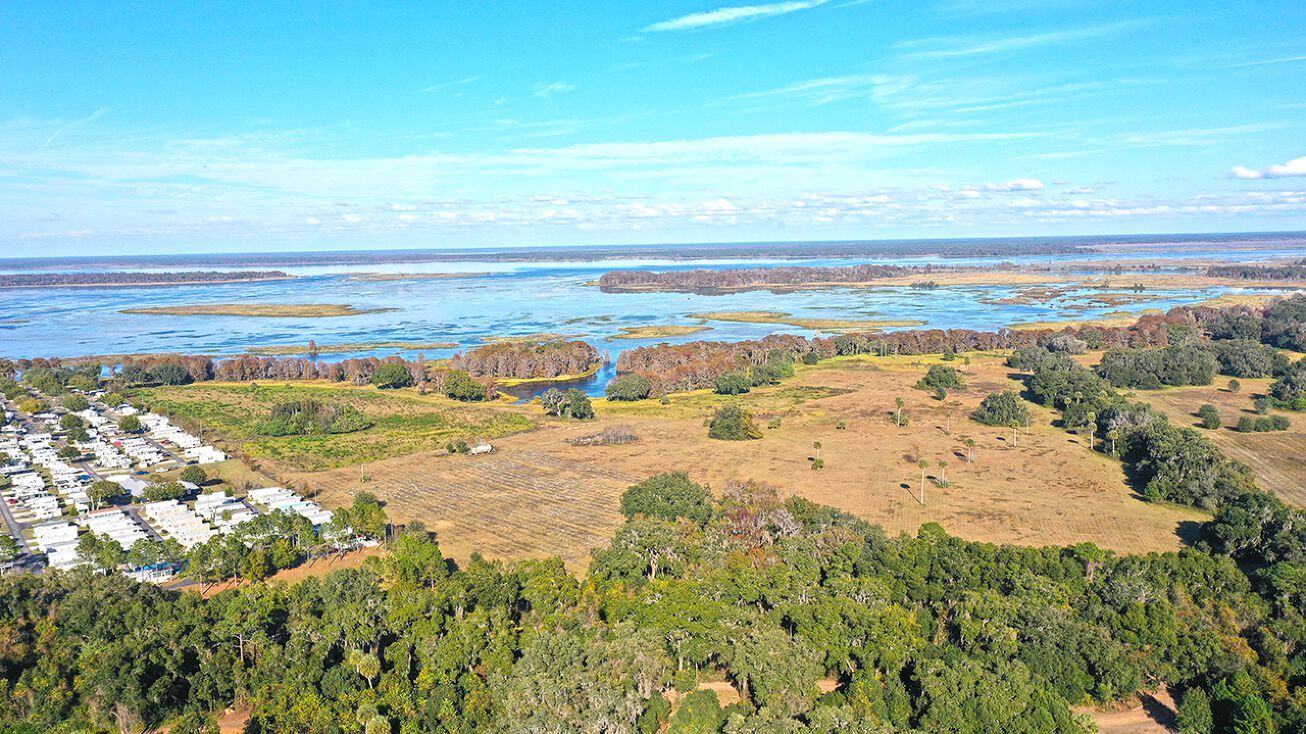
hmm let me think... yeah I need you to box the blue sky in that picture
[1,0,1304,255]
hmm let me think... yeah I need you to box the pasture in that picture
[133,382,535,473]
[281,352,1205,568]
[1134,379,1306,507]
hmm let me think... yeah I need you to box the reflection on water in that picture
[498,361,619,401]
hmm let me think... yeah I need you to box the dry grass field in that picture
[1134,379,1306,507]
[282,352,1205,569]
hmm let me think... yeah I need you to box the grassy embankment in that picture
[132,382,534,472]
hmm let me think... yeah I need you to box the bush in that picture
[605,374,653,401]
[59,414,83,431]
[620,472,712,526]
[443,370,487,401]
[256,400,372,436]
[1236,415,1291,433]
[372,361,414,389]
[179,465,208,485]
[707,404,761,440]
[713,372,752,395]
[62,394,89,412]
[915,365,965,391]
[540,388,593,419]
[1197,404,1221,430]
[972,391,1030,427]
[118,414,142,433]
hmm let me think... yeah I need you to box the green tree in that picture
[179,465,208,485]
[118,414,142,433]
[620,472,712,526]
[372,361,414,389]
[1177,687,1213,734]
[88,479,127,510]
[443,369,487,401]
[707,404,761,440]
[606,374,653,401]
[1197,404,1221,430]
[972,391,1030,428]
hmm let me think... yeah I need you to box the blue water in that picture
[2,243,1304,396]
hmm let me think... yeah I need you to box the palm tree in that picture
[894,397,905,427]
[1086,412,1098,451]
[937,459,949,487]
[1107,429,1121,456]
[917,459,929,505]
[965,438,976,464]
[813,441,822,461]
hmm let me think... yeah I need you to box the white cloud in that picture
[1230,155,1306,180]
[532,81,577,99]
[642,0,827,32]
[984,178,1044,192]
[418,76,480,93]
[897,21,1147,60]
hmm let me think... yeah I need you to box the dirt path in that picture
[1081,687,1178,734]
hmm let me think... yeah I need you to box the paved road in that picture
[0,489,33,555]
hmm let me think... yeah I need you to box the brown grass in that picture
[246,340,458,355]
[611,325,711,339]
[690,311,926,332]
[285,352,1202,569]
[1133,380,1306,507]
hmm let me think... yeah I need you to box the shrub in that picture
[62,394,89,411]
[1227,379,1241,393]
[1197,404,1221,430]
[800,352,819,365]
[972,391,1030,427]
[256,400,372,436]
[915,365,965,391]
[713,372,752,395]
[443,370,487,401]
[605,374,653,402]
[1043,333,1088,354]
[540,388,593,419]
[179,465,208,485]
[118,414,142,433]
[707,404,761,441]
[372,361,414,389]
[59,414,83,431]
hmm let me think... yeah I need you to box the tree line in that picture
[0,471,1301,733]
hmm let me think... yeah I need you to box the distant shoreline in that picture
[0,271,293,289]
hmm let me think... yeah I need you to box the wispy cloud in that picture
[37,106,110,152]
[610,52,715,72]
[642,0,827,32]
[1027,123,1287,159]
[532,81,577,99]
[419,76,480,93]
[897,20,1147,59]
[1225,54,1306,69]
[1230,155,1306,180]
